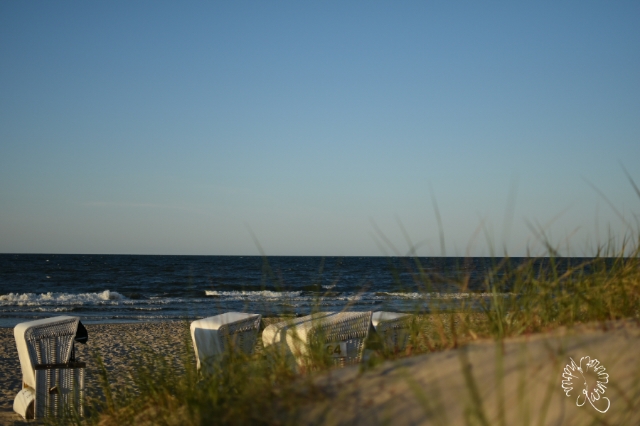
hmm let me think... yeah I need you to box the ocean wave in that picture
[203,290,508,302]
[33,307,76,312]
[205,290,303,300]
[375,292,512,299]
[0,288,510,320]
[0,290,127,306]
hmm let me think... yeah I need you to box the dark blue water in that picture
[0,254,594,327]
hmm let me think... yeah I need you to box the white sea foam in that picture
[0,289,507,312]
[205,290,303,300]
[38,307,75,311]
[380,292,511,299]
[202,290,507,303]
[0,290,127,306]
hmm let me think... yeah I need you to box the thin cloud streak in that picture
[85,201,202,214]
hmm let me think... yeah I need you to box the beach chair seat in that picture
[13,316,87,419]
[371,311,412,354]
[262,311,373,369]
[190,312,262,373]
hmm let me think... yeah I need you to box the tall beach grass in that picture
[50,181,640,425]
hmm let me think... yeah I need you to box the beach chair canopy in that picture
[262,311,373,367]
[14,316,87,389]
[190,312,262,371]
[371,311,412,353]
[371,311,410,327]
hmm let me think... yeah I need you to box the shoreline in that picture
[0,314,295,329]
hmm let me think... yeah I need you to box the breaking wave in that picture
[205,290,303,300]
[0,290,127,306]
[204,290,509,303]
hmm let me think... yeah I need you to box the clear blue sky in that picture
[1,1,639,256]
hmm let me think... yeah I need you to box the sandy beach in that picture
[1,318,639,425]
[0,322,192,425]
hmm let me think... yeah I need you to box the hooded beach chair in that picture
[13,316,88,419]
[371,311,412,354]
[262,311,373,369]
[190,312,262,373]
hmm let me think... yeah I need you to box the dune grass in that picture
[45,245,638,426]
[49,179,640,425]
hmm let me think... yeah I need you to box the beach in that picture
[0,322,191,425]
[1,318,639,425]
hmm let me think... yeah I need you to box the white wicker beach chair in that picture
[13,316,87,420]
[262,311,373,369]
[190,312,262,373]
[371,311,412,354]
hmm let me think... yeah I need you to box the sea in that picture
[0,254,594,328]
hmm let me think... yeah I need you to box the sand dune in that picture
[306,320,640,425]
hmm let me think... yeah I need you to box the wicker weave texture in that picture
[34,366,84,419]
[309,312,371,366]
[217,315,262,355]
[14,317,85,419]
[263,312,373,367]
[25,318,78,366]
[191,313,262,373]
[374,315,412,353]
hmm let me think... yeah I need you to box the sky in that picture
[1,1,639,256]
